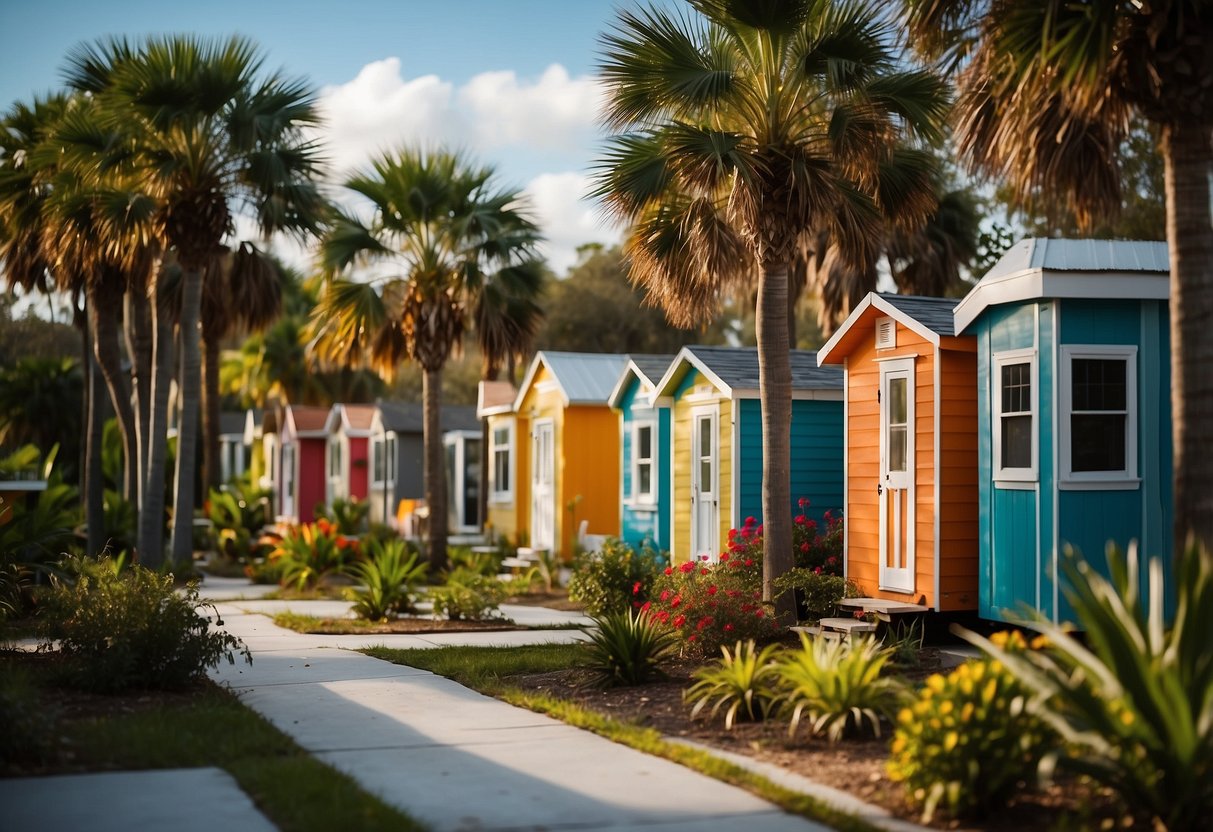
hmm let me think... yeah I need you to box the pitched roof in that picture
[515,351,630,408]
[285,405,329,437]
[477,380,517,417]
[817,293,963,365]
[656,345,842,400]
[325,403,377,436]
[607,354,676,409]
[219,411,247,437]
[954,237,1169,333]
[376,401,480,434]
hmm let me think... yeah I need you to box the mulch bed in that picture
[291,617,530,634]
[502,651,1141,832]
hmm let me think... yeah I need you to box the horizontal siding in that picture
[938,348,980,611]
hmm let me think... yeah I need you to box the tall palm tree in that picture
[64,34,328,567]
[903,0,1213,554]
[594,0,950,619]
[310,147,543,573]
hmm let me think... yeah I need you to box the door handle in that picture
[876,483,883,495]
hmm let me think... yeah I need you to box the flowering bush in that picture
[269,518,360,591]
[643,553,778,656]
[724,500,844,577]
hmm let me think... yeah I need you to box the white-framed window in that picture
[328,437,343,478]
[1060,345,1138,487]
[371,434,396,487]
[631,421,655,503]
[385,433,397,486]
[371,436,385,486]
[993,349,1037,484]
[490,423,513,502]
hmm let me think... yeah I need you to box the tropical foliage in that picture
[345,538,427,621]
[567,537,662,617]
[685,639,783,728]
[583,608,678,688]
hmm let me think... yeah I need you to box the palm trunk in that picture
[1163,120,1213,556]
[170,266,204,568]
[424,366,449,573]
[137,275,174,567]
[83,318,106,557]
[756,260,797,624]
[86,278,137,502]
[125,288,153,514]
[202,333,222,493]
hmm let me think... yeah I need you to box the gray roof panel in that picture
[992,237,1169,276]
[687,346,843,391]
[377,401,480,434]
[629,354,677,387]
[540,351,630,404]
[878,294,961,337]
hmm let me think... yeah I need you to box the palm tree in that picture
[310,147,543,573]
[64,34,328,567]
[594,0,949,620]
[902,0,1213,554]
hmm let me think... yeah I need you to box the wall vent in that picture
[875,316,896,349]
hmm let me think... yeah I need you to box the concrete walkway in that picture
[205,593,836,832]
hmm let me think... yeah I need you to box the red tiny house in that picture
[325,404,375,506]
[818,294,979,612]
[279,405,329,524]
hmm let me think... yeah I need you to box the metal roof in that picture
[219,411,246,437]
[516,351,630,408]
[954,237,1170,334]
[607,354,676,409]
[878,294,960,337]
[657,345,842,399]
[376,402,480,434]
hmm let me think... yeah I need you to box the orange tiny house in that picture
[818,294,979,612]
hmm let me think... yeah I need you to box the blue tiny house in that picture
[608,355,675,553]
[653,346,844,563]
[954,238,1174,623]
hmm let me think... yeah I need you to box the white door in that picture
[530,420,555,550]
[878,358,915,593]
[280,443,296,521]
[690,408,718,561]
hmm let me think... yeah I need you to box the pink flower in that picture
[813,566,823,575]
[699,554,709,561]
[827,556,837,565]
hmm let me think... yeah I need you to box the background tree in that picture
[310,147,544,573]
[595,0,949,620]
[904,0,1213,554]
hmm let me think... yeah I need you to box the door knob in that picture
[876,483,883,495]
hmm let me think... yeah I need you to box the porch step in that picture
[514,547,546,562]
[837,598,929,615]
[817,617,878,634]
[470,545,498,555]
[500,557,535,570]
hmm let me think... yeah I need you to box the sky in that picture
[0,0,657,276]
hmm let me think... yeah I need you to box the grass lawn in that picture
[1,653,427,832]
[362,643,880,832]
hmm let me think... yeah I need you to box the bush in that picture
[429,568,507,621]
[583,609,677,688]
[270,519,358,591]
[644,555,779,656]
[346,539,427,621]
[313,497,370,536]
[774,569,861,623]
[205,482,272,561]
[685,640,783,728]
[964,542,1213,832]
[724,501,844,576]
[888,631,1055,822]
[446,546,500,577]
[40,555,250,692]
[568,537,660,616]
[775,633,906,743]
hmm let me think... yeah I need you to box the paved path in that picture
[206,594,834,832]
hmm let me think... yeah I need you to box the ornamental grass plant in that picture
[685,640,783,729]
[345,538,427,621]
[584,608,677,688]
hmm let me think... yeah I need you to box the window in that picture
[385,434,397,485]
[632,422,655,503]
[328,439,342,478]
[490,424,512,501]
[1061,346,1137,486]
[993,350,1037,482]
[371,437,385,486]
[371,434,396,487]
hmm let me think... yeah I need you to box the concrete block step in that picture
[837,597,929,615]
[500,557,535,570]
[818,617,878,634]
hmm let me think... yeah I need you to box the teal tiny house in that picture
[955,238,1174,623]
[608,355,675,553]
[653,346,844,564]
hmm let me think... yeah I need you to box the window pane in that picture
[699,458,711,489]
[1071,414,1126,471]
[1002,414,1032,469]
[639,463,652,496]
[889,377,907,424]
[1073,359,1126,411]
[889,425,906,472]
[638,425,652,459]
[1001,363,1031,414]
[699,417,711,453]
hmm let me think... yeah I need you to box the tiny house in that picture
[513,351,629,556]
[217,411,252,485]
[653,346,844,564]
[608,355,675,553]
[478,380,525,543]
[817,294,979,612]
[444,429,482,534]
[324,404,375,507]
[954,238,1173,623]
[277,405,329,523]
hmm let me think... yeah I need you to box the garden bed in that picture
[271,612,528,634]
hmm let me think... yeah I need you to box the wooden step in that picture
[818,617,878,634]
[470,545,498,554]
[514,547,546,561]
[837,598,929,615]
[500,557,535,570]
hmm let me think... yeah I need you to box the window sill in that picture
[488,495,514,506]
[994,480,1037,491]
[625,501,658,513]
[1059,477,1140,491]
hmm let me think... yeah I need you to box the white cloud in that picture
[458,65,603,152]
[524,172,620,277]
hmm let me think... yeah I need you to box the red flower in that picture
[724,623,734,632]
[632,581,642,595]
[664,566,673,576]
[795,514,807,525]
[744,559,753,567]
[700,567,709,575]
[641,601,652,612]
[813,566,822,575]
[671,595,682,608]
[824,510,833,520]
[799,542,810,553]
[707,585,718,595]
[687,634,698,642]
[697,616,713,630]
[720,552,731,562]
[672,614,686,628]
[660,590,670,601]
[827,556,837,565]
[679,561,696,574]
[744,515,756,526]
[798,497,809,508]
[755,609,766,618]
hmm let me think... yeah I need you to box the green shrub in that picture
[346,539,427,621]
[205,483,272,560]
[314,497,369,536]
[446,546,500,577]
[429,568,507,621]
[583,609,677,688]
[645,556,779,657]
[888,631,1055,822]
[270,520,357,591]
[685,640,783,728]
[773,569,861,622]
[40,556,250,692]
[964,542,1213,832]
[775,633,906,743]
[568,537,660,616]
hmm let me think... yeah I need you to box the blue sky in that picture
[0,0,656,274]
